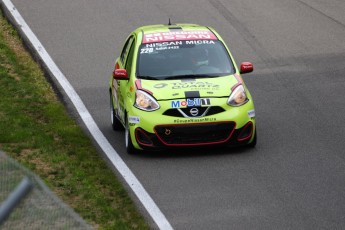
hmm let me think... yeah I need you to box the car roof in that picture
[138,24,208,33]
[134,24,220,44]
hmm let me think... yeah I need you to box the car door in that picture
[113,35,135,123]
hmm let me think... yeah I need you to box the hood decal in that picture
[139,75,238,100]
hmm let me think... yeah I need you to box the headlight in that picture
[135,90,160,111]
[227,84,249,106]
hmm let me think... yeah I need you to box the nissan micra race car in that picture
[109,24,256,154]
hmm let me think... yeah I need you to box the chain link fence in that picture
[0,151,93,230]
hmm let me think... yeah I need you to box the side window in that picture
[125,40,136,77]
[120,36,134,64]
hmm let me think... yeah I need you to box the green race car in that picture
[109,23,256,154]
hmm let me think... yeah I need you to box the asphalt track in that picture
[4,0,345,229]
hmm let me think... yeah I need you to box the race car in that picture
[109,23,256,154]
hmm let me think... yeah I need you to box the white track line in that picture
[0,0,173,229]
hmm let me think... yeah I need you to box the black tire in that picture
[110,92,123,131]
[125,115,136,154]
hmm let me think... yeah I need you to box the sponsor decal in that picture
[171,81,219,89]
[174,117,216,123]
[153,81,219,90]
[145,41,182,47]
[154,83,168,88]
[142,31,217,43]
[248,109,255,118]
[142,46,179,52]
[141,40,216,53]
[128,116,140,124]
[171,98,211,108]
[185,40,215,45]
[144,40,215,47]
[140,47,154,54]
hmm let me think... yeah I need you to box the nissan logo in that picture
[165,128,171,135]
[190,108,199,116]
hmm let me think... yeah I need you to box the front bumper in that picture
[128,97,256,150]
[134,120,255,150]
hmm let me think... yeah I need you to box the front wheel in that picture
[125,115,136,154]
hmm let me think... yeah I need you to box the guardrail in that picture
[0,151,93,229]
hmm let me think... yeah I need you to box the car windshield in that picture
[137,40,235,79]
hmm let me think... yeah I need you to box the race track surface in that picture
[8,0,345,229]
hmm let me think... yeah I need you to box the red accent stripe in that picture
[135,79,142,89]
[237,121,253,142]
[231,74,243,91]
[135,128,154,147]
[234,74,243,84]
[135,79,153,95]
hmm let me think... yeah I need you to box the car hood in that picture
[138,75,239,100]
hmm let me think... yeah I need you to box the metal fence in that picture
[0,151,93,230]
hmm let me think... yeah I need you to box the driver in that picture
[190,48,209,68]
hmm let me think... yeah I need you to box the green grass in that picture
[0,11,149,230]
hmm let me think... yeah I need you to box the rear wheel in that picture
[110,92,123,131]
[125,115,136,154]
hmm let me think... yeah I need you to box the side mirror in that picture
[240,62,253,74]
[113,69,128,80]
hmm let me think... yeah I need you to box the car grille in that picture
[154,122,235,145]
[163,106,225,118]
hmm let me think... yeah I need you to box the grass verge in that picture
[0,10,149,230]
